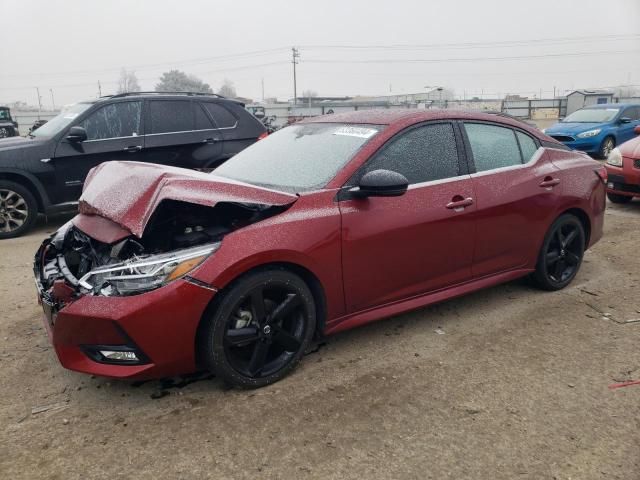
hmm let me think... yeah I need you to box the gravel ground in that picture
[1,203,639,480]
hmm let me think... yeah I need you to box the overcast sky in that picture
[1,0,639,107]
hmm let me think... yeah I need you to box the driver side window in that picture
[80,101,142,140]
[358,122,460,185]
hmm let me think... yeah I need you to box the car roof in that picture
[90,92,243,106]
[302,108,542,134]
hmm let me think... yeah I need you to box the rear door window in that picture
[80,101,142,140]
[203,103,237,128]
[149,100,194,134]
[463,123,523,172]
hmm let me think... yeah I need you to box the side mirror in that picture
[634,125,640,135]
[351,169,409,197]
[66,126,87,142]
[620,117,632,124]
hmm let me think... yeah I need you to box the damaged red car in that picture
[34,110,606,388]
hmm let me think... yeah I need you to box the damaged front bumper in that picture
[33,225,217,380]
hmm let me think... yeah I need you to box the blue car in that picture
[544,103,640,158]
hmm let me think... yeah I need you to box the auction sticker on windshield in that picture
[333,126,378,138]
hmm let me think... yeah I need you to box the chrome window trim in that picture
[407,173,472,191]
[145,123,238,136]
[83,135,145,143]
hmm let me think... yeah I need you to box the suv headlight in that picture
[577,129,601,138]
[78,242,220,296]
[606,148,623,167]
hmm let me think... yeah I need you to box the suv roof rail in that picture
[104,91,226,99]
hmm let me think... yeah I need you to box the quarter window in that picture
[80,101,141,140]
[360,122,460,184]
[149,100,193,134]
[464,123,522,172]
[203,103,237,128]
[516,131,538,163]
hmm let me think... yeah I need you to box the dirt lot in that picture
[1,203,639,480]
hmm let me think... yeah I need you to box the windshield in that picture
[0,109,10,121]
[213,123,383,193]
[563,108,620,123]
[30,103,92,138]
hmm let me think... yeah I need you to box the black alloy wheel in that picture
[532,214,585,291]
[201,269,316,388]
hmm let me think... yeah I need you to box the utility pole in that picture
[98,80,102,97]
[261,78,265,102]
[50,89,55,110]
[291,47,300,105]
[35,87,42,119]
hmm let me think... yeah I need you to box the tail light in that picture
[257,132,268,141]
[594,165,608,184]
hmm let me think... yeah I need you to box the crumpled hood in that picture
[79,161,298,237]
[619,135,640,159]
[545,122,604,136]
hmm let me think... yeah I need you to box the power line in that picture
[302,33,640,51]
[304,49,640,64]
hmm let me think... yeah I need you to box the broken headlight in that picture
[78,242,220,296]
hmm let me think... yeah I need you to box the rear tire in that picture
[607,192,633,204]
[531,214,585,291]
[0,180,38,239]
[200,268,316,388]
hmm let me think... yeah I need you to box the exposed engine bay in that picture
[36,200,285,300]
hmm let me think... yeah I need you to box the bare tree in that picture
[117,69,141,94]
[302,89,318,98]
[613,85,640,98]
[155,70,213,93]
[217,79,237,98]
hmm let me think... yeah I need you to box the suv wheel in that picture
[0,181,38,239]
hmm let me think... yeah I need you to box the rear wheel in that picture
[607,192,633,204]
[531,214,585,291]
[200,269,316,388]
[0,181,38,239]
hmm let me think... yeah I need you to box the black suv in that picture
[0,92,266,238]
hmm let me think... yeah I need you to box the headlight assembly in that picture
[606,148,623,167]
[78,242,220,296]
[577,129,601,138]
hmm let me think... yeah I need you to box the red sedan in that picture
[34,110,606,388]
[604,125,640,203]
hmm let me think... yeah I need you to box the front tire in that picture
[598,136,615,160]
[607,192,633,204]
[0,181,38,239]
[531,214,585,291]
[200,268,316,388]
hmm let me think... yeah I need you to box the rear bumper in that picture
[35,256,216,380]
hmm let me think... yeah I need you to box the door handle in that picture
[446,196,474,211]
[123,145,142,153]
[539,177,560,188]
[203,138,218,144]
